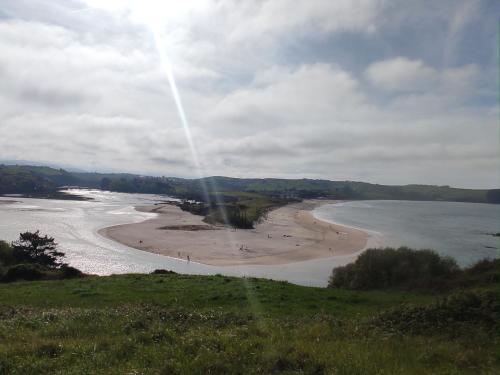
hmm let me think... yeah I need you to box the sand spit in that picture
[98,200,368,266]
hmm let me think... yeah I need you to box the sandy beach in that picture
[98,200,369,266]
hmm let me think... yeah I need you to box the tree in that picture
[12,231,66,269]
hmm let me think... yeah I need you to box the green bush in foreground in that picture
[328,247,499,291]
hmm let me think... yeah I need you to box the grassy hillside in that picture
[0,272,498,374]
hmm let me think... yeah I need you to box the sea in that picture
[314,200,500,267]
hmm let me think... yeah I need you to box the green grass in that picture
[0,273,498,374]
[0,274,432,316]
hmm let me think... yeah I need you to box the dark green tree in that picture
[12,231,66,269]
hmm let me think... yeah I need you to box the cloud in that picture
[206,63,364,132]
[365,56,483,98]
[0,0,498,187]
[365,57,437,92]
[226,0,380,42]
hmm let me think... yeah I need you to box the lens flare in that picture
[79,0,266,321]
[151,28,202,176]
[149,33,263,321]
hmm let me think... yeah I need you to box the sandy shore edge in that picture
[98,199,369,266]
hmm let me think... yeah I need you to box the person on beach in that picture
[187,255,190,262]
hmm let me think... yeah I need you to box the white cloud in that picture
[0,0,498,187]
[365,57,437,92]
[227,0,380,42]
[206,63,364,132]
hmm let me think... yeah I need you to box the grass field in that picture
[0,273,498,374]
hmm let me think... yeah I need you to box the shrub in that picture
[0,234,84,282]
[0,240,14,266]
[328,247,459,290]
[60,265,84,279]
[466,258,500,277]
[2,263,45,282]
[151,269,176,275]
[449,258,500,288]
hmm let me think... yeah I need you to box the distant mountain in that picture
[0,164,499,204]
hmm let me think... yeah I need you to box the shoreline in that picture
[98,199,369,266]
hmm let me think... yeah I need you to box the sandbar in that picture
[98,200,368,266]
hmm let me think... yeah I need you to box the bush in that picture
[1,233,85,282]
[60,265,84,279]
[1,263,84,283]
[0,240,14,266]
[2,263,46,282]
[328,247,459,290]
[151,269,176,275]
[465,258,500,280]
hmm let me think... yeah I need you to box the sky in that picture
[0,0,498,188]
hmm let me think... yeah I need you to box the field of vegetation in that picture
[0,238,498,374]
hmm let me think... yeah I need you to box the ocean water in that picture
[314,200,500,266]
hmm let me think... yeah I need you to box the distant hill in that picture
[1,164,498,204]
[0,159,87,172]
[0,165,79,195]
[195,176,498,203]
